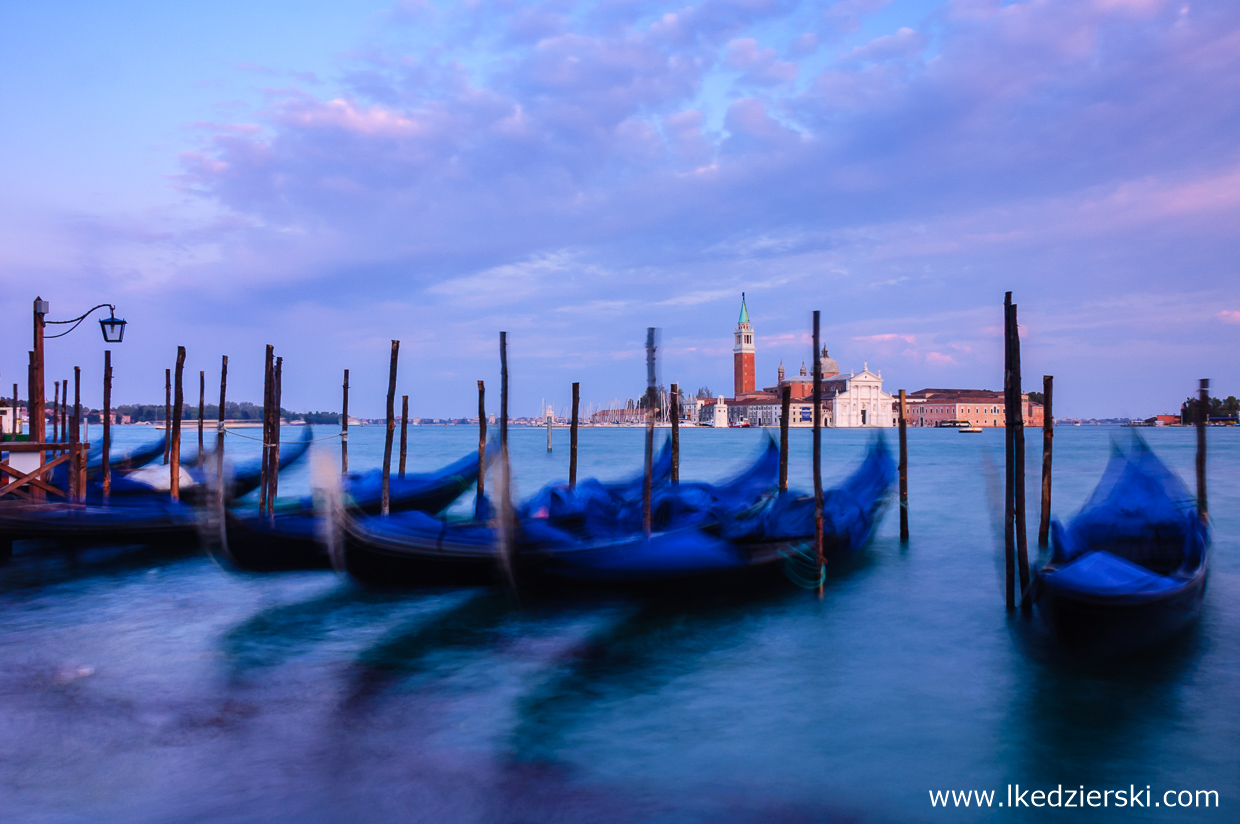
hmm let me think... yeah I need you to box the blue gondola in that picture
[1033,436,1209,656]
[220,450,482,572]
[530,437,893,587]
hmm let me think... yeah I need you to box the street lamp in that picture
[44,302,128,343]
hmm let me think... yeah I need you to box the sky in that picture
[1,0,1238,419]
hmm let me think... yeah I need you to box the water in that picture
[2,424,1237,822]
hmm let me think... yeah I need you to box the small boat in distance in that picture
[959,424,983,433]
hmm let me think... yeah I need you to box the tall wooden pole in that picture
[164,368,171,464]
[170,347,185,502]
[102,351,112,501]
[259,345,274,515]
[813,311,824,597]
[1197,378,1209,524]
[1011,304,1030,604]
[477,380,487,518]
[1003,294,1016,610]
[779,384,791,493]
[215,356,228,516]
[197,370,205,469]
[670,382,680,485]
[341,369,349,475]
[73,367,82,501]
[399,394,409,478]
[52,381,60,443]
[643,327,656,538]
[1037,375,1054,547]
[268,356,283,522]
[381,340,399,516]
[898,389,909,542]
[31,298,46,448]
[569,381,579,490]
[498,332,515,588]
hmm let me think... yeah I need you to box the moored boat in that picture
[1032,436,1209,657]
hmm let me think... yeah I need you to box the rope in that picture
[780,542,826,590]
[221,429,343,446]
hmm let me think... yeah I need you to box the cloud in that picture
[854,333,916,343]
[1218,310,1240,324]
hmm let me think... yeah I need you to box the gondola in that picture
[111,426,314,505]
[0,496,199,548]
[536,436,894,586]
[1032,436,1209,657]
[218,449,483,572]
[722,435,896,557]
[337,441,676,588]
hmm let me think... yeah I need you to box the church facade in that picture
[701,295,894,428]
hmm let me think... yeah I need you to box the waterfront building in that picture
[714,295,892,428]
[903,389,1044,427]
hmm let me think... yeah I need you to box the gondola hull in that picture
[0,500,199,548]
[1035,566,1206,657]
[221,512,328,572]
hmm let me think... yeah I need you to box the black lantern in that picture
[99,308,127,343]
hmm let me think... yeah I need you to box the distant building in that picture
[903,389,1044,427]
[714,295,893,428]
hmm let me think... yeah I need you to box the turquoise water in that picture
[2,424,1236,822]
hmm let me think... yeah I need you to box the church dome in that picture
[820,347,839,376]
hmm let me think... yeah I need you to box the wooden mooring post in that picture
[164,368,171,464]
[197,371,205,469]
[381,341,399,516]
[642,327,656,538]
[670,382,680,485]
[477,380,487,518]
[1197,378,1208,524]
[779,385,791,493]
[569,382,579,489]
[1011,305,1030,606]
[102,351,112,501]
[399,395,409,479]
[497,332,515,589]
[898,389,908,542]
[546,401,553,452]
[1037,375,1054,547]
[341,369,349,475]
[268,356,283,522]
[1003,293,1032,609]
[170,347,185,502]
[259,345,274,516]
[1003,295,1016,610]
[812,310,824,597]
[73,367,83,500]
[52,381,59,443]
[215,356,228,516]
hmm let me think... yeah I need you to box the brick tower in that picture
[733,293,755,396]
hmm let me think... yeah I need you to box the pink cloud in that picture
[854,333,915,343]
[926,352,957,365]
[1218,310,1240,324]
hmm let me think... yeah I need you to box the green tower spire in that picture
[739,292,750,324]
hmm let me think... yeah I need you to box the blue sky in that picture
[2,0,1237,418]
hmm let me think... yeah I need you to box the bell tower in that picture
[733,293,755,396]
